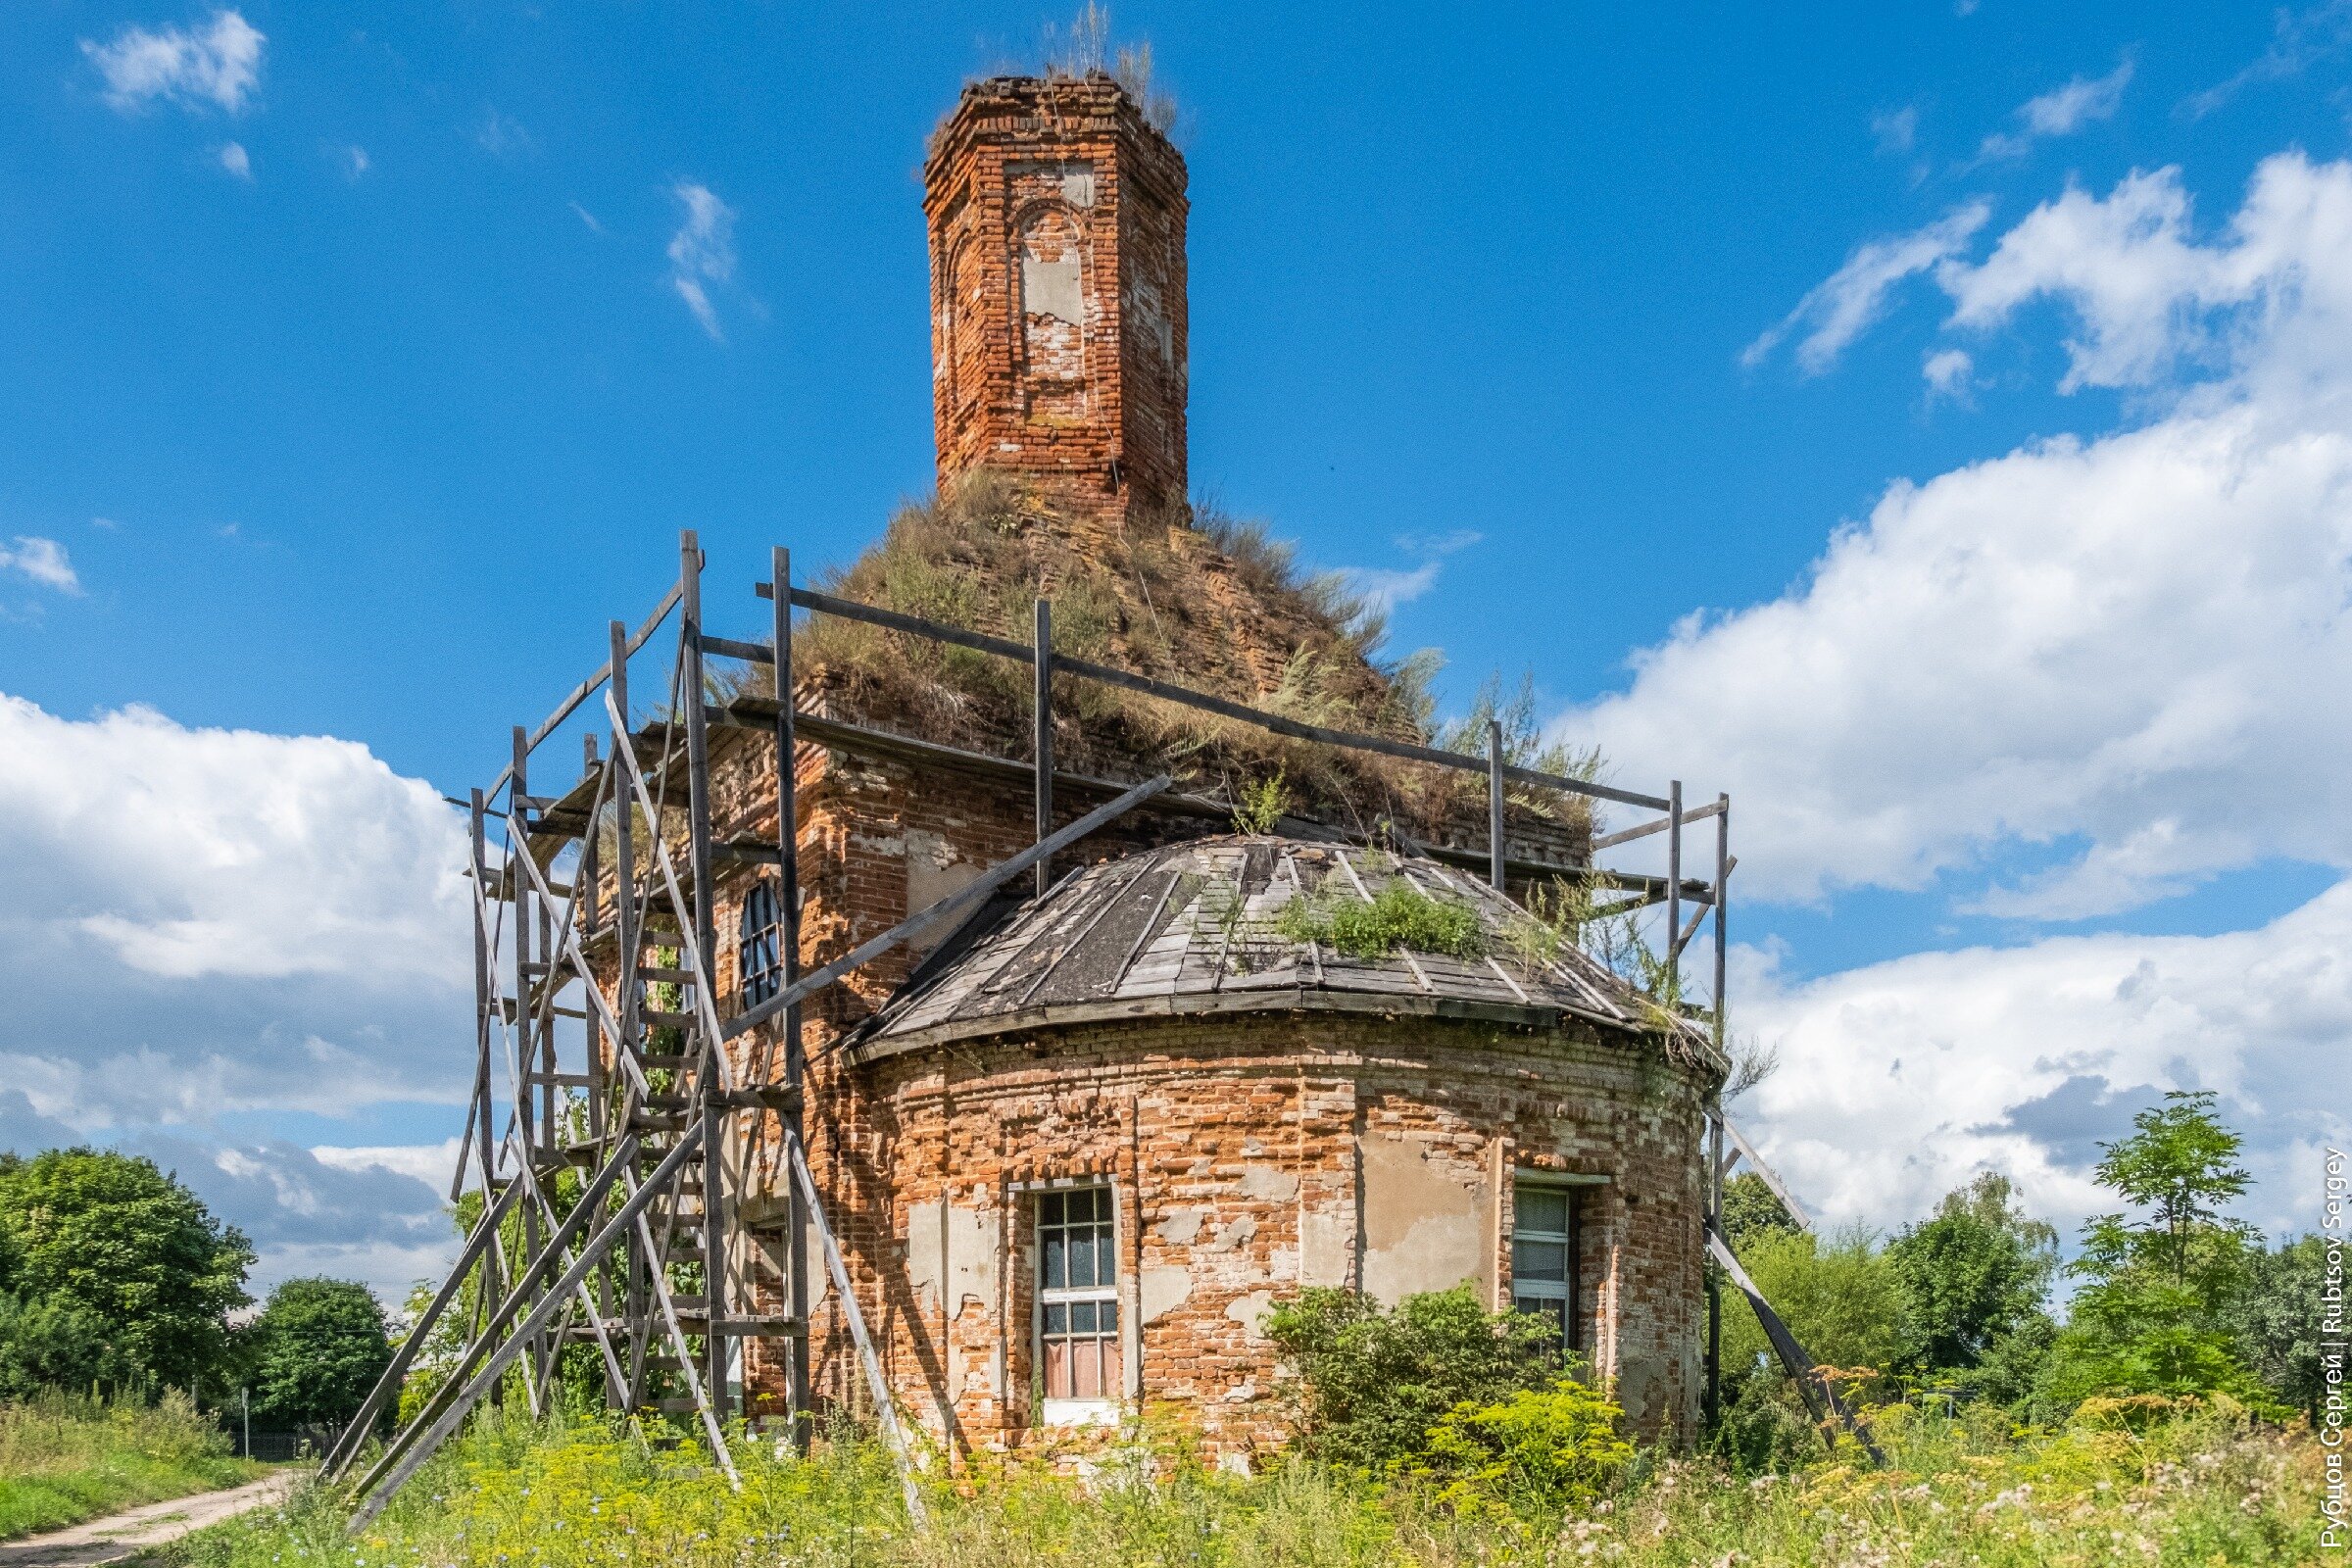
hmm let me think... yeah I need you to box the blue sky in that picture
[4,1,2349,1299]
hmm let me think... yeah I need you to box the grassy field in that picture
[172,1396,2325,1568]
[0,1392,268,1541]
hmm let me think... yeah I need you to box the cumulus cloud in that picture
[82,10,264,115]
[1977,57,2134,162]
[1742,201,1991,374]
[217,140,250,179]
[666,182,738,341]
[1,537,80,593]
[1737,879,2352,1244]
[1922,346,1974,400]
[1567,152,2352,918]
[0,694,473,1296]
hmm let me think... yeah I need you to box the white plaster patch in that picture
[1225,1288,1276,1341]
[1140,1264,1192,1324]
[1238,1164,1298,1202]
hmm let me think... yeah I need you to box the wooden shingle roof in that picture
[848,836,1723,1068]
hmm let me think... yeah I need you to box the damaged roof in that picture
[848,836,1723,1068]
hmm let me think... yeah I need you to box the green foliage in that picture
[1260,1286,1559,1471]
[1718,1172,1797,1249]
[1413,1375,1634,1516]
[1720,1227,1906,1391]
[1273,882,1484,961]
[0,1149,254,1398]
[1230,769,1290,835]
[1883,1172,2058,1377]
[0,1390,261,1541]
[178,1399,2332,1568]
[2226,1233,2331,1425]
[240,1278,393,1430]
[2048,1091,2269,1408]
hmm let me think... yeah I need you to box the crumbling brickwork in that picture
[927,75,1190,522]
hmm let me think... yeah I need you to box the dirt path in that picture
[0,1472,301,1568]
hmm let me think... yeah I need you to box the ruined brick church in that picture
[690,74,1724,1459]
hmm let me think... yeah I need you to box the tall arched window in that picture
[738,880,783,1006]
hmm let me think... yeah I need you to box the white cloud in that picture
[1738,879,2352,1245]
[666,181,738,341]
[82,10,264,115]
[1871,105,1919,156]
[1922,346,1974,399]
[1566,152,2352,918]
[2182,2,2352,122]
[1335,529,1482,614]
[1977,57,2133,162]
[311,1138,463,1192]
[217,140,250,179]
[1742,201,1991,374]
[0,694,474,1293]
[474,108,532,160]
[337,144,368,179]
[1,537,80,593]
[569,200,605,234]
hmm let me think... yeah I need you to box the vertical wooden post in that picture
[1033,597,1054,899]
[511,728,535,1159]
[581,735,607,1144]
[1713,794,1731,1046]
[609,618,647,1406]
[467,790,503,1332]
[773,547,812,1452]
[1705,1112,1723,1431]
[1665,779,1683,1002]
[1487,718,1506,892]
[679,530,730,1424]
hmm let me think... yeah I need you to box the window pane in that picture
[1514,1237,1568,1283]
[1069,1299,1097,1335]
[1072,1340,1101,1398]
[1044,1230,1066,1290]
[1518,1188,1570,1234]
[1070,1229,1096,1288]
[1040,1191,1066,1227]
[1044,1301,1066,1335]
[1513,1293,1569,1345]
[1045,1339,1071,1399]
[1100,1298,1117,1333]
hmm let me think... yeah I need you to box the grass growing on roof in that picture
[1276,881,1485,961]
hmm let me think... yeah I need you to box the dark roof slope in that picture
[850,836,1723,1070]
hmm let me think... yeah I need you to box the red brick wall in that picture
[925,76,1189,521]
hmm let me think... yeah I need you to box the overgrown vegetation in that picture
[0,1391,263,1541]
[759,472,1593,851]
[171,1395,2326,1567]
[1273,882,1486,961]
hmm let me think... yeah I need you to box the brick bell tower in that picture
[924,74,1190,523]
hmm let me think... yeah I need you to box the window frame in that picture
[1031,1183,1120,1423]
[737,878,783,1006]
[1509,1172,1586,1356]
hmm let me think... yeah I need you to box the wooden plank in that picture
[486,580,682,803]
[1720,1114,1812,1231]
[1589,797,1727,852]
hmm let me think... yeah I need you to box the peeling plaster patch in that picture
[905,1196,998,1316]
[1155,1206,1206,1245]
[1360,1132,1488,1303]
[1022,254,1083,326]
[1221,1380,1260,1402]
[1225,1288,1275,1341]
[1238,1165,1298,1202]
[1210,1213,1257,1250]
[1299,1206,1354,1288]
[1140,1264,1192,1324]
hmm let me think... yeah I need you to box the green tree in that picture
[0,1149,254,1396]
[1884,1172,2058,1377]
[239,1277,394,1429]
[1721,1227,1906,1383]
[2049,1091,2264,1406]
[2225,1233,2329,1424]
[1263,1286,1560,1470]
[1720,1172,1798,1249]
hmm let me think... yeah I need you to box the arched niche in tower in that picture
[1013,200,1090,421]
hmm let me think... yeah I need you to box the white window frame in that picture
[1510,1171,1597,1356]
[1033,1183,1120,1424]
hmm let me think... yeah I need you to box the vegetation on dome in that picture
[764,471,1601,851]
[1274,880,1487,962]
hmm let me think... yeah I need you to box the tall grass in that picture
[172,1397,2325,1568]
[0,1390,265,1540]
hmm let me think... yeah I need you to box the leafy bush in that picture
[1260,1286,1557,1470]
[1273,883,1484,960]
[1412,1376,1633,1516]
